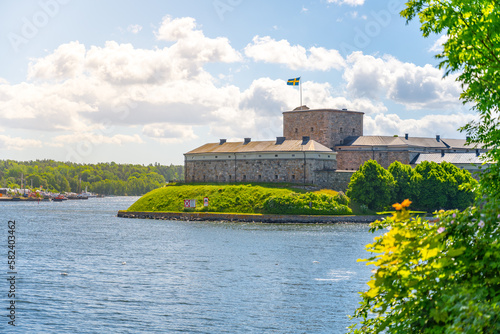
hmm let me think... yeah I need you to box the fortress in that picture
[184,106,485,190]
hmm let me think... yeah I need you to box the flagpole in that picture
[300,78,302,108]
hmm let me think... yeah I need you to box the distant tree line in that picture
[0,160,184,195]
[346,160,477,212]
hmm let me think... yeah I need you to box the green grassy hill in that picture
[126,184,353,215]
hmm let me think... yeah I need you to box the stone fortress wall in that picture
[185,151,337,184]
[283,108,364,149]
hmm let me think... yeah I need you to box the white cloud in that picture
[155,16,241,63]
[429,35,448,53]
[343,52,462,109]
[127,24,142,34]
[328,0,365,6]
[0,17,470,156]
[0,135,42,150]
[364,113,476,138]
[28,41,86,81]
[50,133,144,146]
[245,36,345,71]
[142,123,198,143]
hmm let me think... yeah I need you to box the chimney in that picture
[436,135,441,142]
[441,150,445,157]
[243,138,251,145]
[219,139,226,145]
[275,136,286,145]
[301,136,310,145]
[405,133,409,140]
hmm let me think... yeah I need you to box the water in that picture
[0,197,379,333]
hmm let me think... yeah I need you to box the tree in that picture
[413,161,448,211]
[388,161,416,203]
[402,0,500,198]
[349,2,500,332]
[346,160,395,211]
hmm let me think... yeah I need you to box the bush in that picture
[262,192,352,215]
[335,191,350,206]
[348,160,477,213]
[348,200,500,334]
[346,160,396,211]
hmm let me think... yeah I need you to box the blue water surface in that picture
[0,197,379,333]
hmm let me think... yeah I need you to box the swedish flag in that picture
[287,77,300,86]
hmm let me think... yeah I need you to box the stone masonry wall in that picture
[336,150,412,170]
[283,109,363,149]
[313,170,355,192]
[185,157,337,184]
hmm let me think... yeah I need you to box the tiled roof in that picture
[340,136,480,149]
[411,152,491,165]
[185,139,333,154]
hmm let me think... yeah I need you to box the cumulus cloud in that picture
[343,52,462,109]
[364,112,476,138]
[50,133,144,146]
[155,16,241,63]
[328,0,365,6]
[142,123,198,143]
[429,35,448,53]
[28,41,86,81]
[244,36,345,71]
[0,135,43,150]
[3,15,245,140]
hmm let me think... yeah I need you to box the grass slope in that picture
[126,184,352,215]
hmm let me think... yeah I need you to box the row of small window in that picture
[294,127,356,133]
[193,154,331,159]
[201,175,297,181]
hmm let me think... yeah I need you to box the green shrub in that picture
[334,191,350,206]
[262,192,352,215]
[346,160,396,211]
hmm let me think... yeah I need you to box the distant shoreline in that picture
[117,210,382,224]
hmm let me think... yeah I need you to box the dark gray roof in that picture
[411,152,491,165]
[441,138,483,149]
[339,136,481,150]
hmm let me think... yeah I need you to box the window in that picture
[275,175,278,179]
[229,175,231,180]
[340,127,343,132]
[292,175,295,180]
[295,128,298,133]
[228,155,231,158]
[292,154,295,157]
[215,156,218,158]
[311,127,314,132]
[243,175,246,180]
[352,128,355,133]
[275,154,278,157]
[258,155,262,157]
[258,175,262,180]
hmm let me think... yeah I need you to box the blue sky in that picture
[0,0,472,165]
